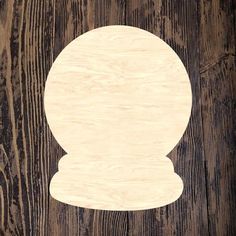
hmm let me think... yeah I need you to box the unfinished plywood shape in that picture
[44,26,192,211]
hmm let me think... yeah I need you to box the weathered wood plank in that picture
[0,0,127,235]
[126,1,209,235]
[200,1,236,235]
[49,1,127,235]
[0,0,55,235]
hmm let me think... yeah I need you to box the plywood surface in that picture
[44,26,192,210]
[0,0,235,235]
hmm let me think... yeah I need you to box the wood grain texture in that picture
[45,25,191,210]
[126,1,209,235]
[0,0,55,235]
[200,0,236,235]
[49,1,128,235]
[0,0,235,235]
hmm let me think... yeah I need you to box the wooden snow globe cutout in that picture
[44,26,192,211]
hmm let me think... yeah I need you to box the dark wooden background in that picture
[0,0,235,235]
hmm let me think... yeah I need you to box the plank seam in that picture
[197,0,211,235]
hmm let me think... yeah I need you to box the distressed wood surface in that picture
[0,0,235,235]
[199,0,236,235]
[126,1,209,235]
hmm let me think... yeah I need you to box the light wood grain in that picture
[44,26,192,210]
